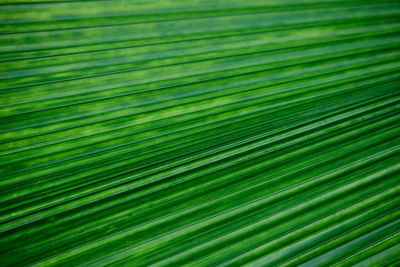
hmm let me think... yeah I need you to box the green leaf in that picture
[0,0,399,266]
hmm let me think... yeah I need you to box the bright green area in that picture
[0,0,399,266]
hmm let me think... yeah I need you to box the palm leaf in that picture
[1,0,399,266]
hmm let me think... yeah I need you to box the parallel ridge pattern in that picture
[1,0,400,266]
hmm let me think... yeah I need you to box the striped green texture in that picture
[1,0,400,266]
